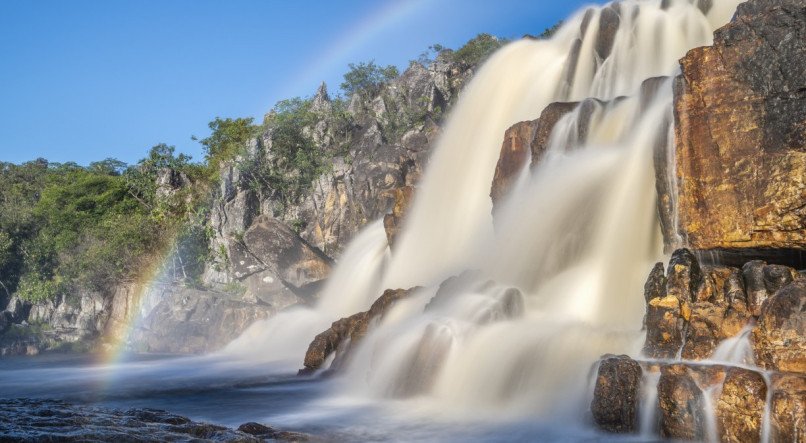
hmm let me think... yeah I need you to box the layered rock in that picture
[300,287,419,374]
[669,0,806,253]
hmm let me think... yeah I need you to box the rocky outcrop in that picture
[670,0,806,253]
[130,287,275,354]
[300,287,419,374]
[489,101,578,213]
[590,355,642,433]
[0,398,307,442]
[382,185,414,248]
[752,279,806,374]
[490,121,536,211]
[641,249,783,361]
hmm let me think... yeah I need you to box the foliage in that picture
[0,146,210,302]
[194,117,260,173]
[451,33,507,67]
[340,60,399,97]
[239,98,329,215]
[539,20,563,39]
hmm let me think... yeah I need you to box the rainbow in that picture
[97,0,429,375]
[281,0,428,99]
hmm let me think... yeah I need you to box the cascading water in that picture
[217,0,745,432]
[307,0,744,421]
[222,219,390,365]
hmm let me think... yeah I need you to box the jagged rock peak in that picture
[311,82,331,113]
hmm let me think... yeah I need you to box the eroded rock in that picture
[716,367,767,443]
[591,355,642,433]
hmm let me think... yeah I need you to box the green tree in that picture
[452,33,506,67]
[340,60,399,97]
[195,117,260,172]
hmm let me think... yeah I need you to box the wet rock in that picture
[643,250,756,360]
[752,279,806,374]
[591,355,642,433]
[657,363,726,440]
[671,0,806,252]
[595,6,620,61]
[383,185,414,248]
[769,373,806,441]
[742,260,800,316]
[301,287,420,374]
[716,367,767,443]
[0,398,271,442]
[490,120,536,212]
[238,421,309,441]
[530,101,579,168]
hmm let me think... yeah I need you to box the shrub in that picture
[341,60,399,97]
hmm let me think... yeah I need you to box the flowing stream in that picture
[0,0,748,440]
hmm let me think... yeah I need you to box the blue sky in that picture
[0,0,601,166]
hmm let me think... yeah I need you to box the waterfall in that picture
[221,0,743,422]
[325,0,743,419]
[222,220,390,365]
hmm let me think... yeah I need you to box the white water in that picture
[324,0,742,421]
[222,219,390,366]
[709,324,756,366]
[224,0,743,432]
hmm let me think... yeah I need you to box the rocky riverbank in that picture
[0,398,309,442]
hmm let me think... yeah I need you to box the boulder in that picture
[590,355,642,433]
[657,363,726,440]
[300,287,419,374]
[752,279,806,374]
[239,215,333,291]
[716,367,767,443]
[670,0,806,252]
[131,287,275,354]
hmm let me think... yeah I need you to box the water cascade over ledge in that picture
[224,0,743,425]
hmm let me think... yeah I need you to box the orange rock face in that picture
[671,0,806,251]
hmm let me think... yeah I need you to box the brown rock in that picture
[769,373,806,442]
[591,355,642,433]
[671,0,806,251]
[383,186,414,248]
[752,279,806,374]
[300,287,420,374]
[716,367,767,443]
[490,120,536,212]
[657,364,726,440]
[742,261,800,316]
[530,101,578,168]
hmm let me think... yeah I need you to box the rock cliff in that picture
[667,0,806,257]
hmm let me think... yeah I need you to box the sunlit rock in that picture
[671,0,806,252]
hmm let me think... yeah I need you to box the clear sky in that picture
[0,0,602,166]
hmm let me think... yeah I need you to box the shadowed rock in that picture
[752,279,806,374]
[591,355,642,433]
[300,287,420,374]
